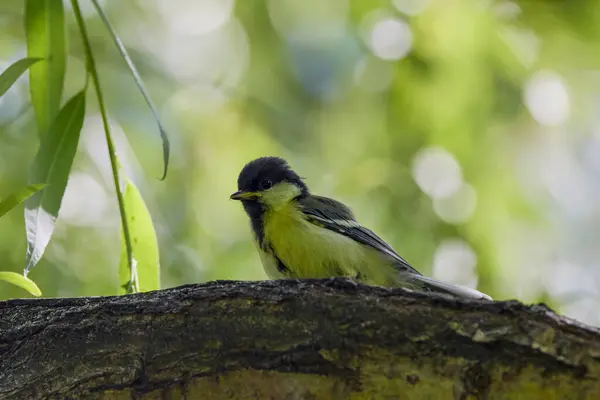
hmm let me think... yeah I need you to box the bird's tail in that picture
[410,274,492,300]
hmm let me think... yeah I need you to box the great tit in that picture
[231,156,491,300]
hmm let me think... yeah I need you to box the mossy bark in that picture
[1,279,599,399]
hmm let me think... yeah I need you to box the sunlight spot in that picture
[60,173,111,227]
[412,147,463,199]
[158,0,234,36]
[543,261,598,298]
[524,71,570,126]
[433,183,478,224]
[492,1,521,19]
[432,239,478,289]
[368,16,412,61]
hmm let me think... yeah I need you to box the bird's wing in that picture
[297,195,421,275]
[297,195,492,300]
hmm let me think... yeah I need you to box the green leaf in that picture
[90,0,170,180]
[118,178,160,294]
[24,90,86,274]
[0,57,43,98]
[0,271,42,297]
[0,184,47,219]
[25,0,67,135]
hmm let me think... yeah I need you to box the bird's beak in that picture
[230,190,260,201]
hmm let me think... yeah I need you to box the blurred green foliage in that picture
[1,0,599,326]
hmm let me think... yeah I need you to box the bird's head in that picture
[231,156,308,209]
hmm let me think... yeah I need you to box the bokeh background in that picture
[1,0,600,325]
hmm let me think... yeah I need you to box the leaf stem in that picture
[71,0,136,293]
[90,0,170,180]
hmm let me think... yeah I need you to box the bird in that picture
[230,156,492,300]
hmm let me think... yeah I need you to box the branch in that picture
[1,279,599,399]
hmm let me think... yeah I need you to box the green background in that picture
[1,0,600,326]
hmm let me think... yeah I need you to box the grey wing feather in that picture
[297,195,421,275]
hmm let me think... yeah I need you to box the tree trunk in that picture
[1,278,599,399]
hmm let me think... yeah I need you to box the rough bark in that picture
[0,278,599,399]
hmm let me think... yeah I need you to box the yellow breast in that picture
[262,202,395,285]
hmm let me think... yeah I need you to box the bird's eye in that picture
[259,179,273,190]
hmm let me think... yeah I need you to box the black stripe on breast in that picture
[241,200,289,275]
[268,245,289,274]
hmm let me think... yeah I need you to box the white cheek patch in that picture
[262,183,303,208]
